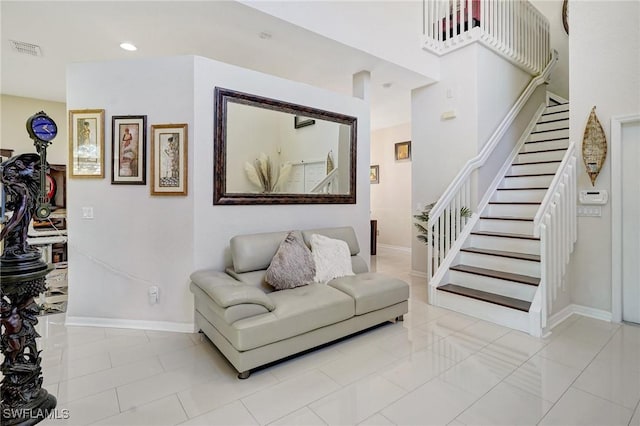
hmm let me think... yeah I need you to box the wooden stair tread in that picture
[525,137,569,144]
[439,284,532,312]
[489,201,541,205]
[480,216,533,221]
[541,109,569,116]
[513,160,562,166]
[496,187,548,191]
[531,127,569,134]
[505,173,555,178]
[537,117,569,124]
[519,147,568,154]
[471,230,540,241]
[449,264,540,286]
[461,247,541,262]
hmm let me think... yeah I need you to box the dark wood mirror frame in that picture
[213,87,358,205]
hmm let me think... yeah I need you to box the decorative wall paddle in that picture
[581,106,607,186]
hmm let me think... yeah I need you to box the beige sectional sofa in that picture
[190,226,409,378]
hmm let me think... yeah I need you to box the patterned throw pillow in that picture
[265,232,316,290]
[310,233,355,284]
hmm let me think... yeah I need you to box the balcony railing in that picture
[423,0,550,75]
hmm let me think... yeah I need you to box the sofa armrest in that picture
[190,269,275,311]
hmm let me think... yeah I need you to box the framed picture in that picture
[69,109,105,178]
[112,115,146,185]
[150,123,188,196]
[294,116,316,129]
[395,141,411,161]
[370,165,379,184]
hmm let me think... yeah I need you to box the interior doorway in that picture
[612,114,640,324]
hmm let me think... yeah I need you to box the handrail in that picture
[426,50,557,284]
[428,51,557,223]
[310,167,338,194]
[533,141,576,234]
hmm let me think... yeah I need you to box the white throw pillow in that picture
[310,233,355,283]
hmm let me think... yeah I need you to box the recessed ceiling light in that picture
[120,42,137,51]
[259,32,272,40]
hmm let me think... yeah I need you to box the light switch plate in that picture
[82,207,94,219]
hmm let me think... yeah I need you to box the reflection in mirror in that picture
[214,87,357,205]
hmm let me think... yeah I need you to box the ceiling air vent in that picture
[9,40,42,57]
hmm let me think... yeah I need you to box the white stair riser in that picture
[458,251,541,277]
[528,129,569,142]
[544,104,570,114]
[501,175,554,188]
[538,110,569,122]
[493,189,546,203]
[521,139,569,152]
[510,162,560,175]
[517,149,566,163]
[485,203,540,217]
[435,291,530,333]
[477,218,534,235]
[534,119,570,132]
[449,270,537,300]
[468,234,540,255]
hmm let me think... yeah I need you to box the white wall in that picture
[370,122,412,249]
[0,95,68,164]
[566,0,640,313]
[411,43,534,273]
[530,0,569,99]
[192,56,370,271]
[65,55,369,330]
[66,57,196,329]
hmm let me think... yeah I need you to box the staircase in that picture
[433,102,573,334]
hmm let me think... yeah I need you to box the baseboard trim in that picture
[65,316,196,333]
[547,304,612,330]
[377,244,411,253]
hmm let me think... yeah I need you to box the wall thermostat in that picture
[579,189,608,205]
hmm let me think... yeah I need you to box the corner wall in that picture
[411,44,531,274]
[192,56,370,271]
[65,55,370,331]
[566,0,640,314]
[370,122,412,250]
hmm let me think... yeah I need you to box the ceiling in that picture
[1,1,433,130]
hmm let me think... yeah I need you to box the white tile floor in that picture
[30,247,640,425]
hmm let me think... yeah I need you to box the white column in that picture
[352,70,371,102]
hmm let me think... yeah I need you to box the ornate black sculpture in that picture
[1,116,57,425]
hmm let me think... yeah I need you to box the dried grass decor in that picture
[244,153,292,193]
[582,106,607,186]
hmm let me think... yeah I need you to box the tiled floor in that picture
[30,247,640,425]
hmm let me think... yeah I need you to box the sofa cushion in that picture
[228,284,355,351]
[265,232,315,290]
[329,273,410,315]
[310,233,355,283]
[302,226,360,255]
[231,230,303,273]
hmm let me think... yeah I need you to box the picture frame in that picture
[395,141,411,161]
[69,109,105,178]
[150,123,188,196]
[112,115,147,185]
[370,165,379,184]
[294,115,316,129]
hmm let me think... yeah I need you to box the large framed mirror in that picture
[214,87,357,205]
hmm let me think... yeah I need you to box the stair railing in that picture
[423,0,550,75]
[310,167,339,194]
[531,142,577,332]
[426,50,557,295]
